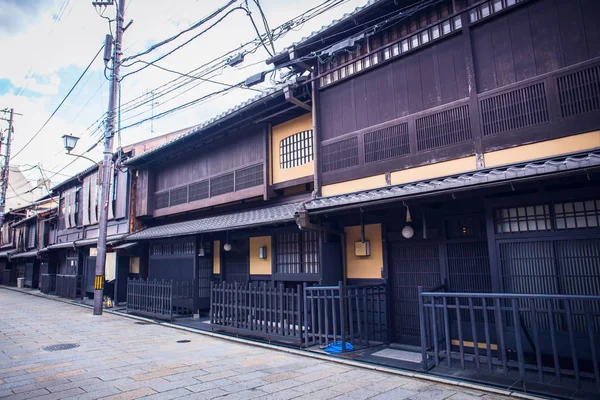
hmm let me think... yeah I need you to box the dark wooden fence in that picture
[1,269,13,286]
[304,282,388,350]
[419,288,600,392]
[209,281,387,349]
[126,279,194,321]
[210,282,304,345]
[40,274,56,294]
[55,274,80,299]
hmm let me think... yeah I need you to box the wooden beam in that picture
[284,86,311,111]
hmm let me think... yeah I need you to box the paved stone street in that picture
[0,289,511,400]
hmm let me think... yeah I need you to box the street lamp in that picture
[62,135,101,166]
[62,135,79,153]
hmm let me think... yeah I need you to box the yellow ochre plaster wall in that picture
[484,131,600,168]
[321,174,386,197]
[249,236,272,275]
[213,240,220,274]
[345,224,383,280]
[391,156,477,185]
[271,114,314,185]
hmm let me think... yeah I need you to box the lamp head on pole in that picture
[62,134,80,153]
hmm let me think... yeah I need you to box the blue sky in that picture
[0,0,364,189]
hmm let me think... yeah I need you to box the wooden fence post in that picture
[339,281,346,353]
[418,286,428,370]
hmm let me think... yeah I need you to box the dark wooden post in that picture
[339,281,345,353]
[192,236,200,315]
[418,286,428,370]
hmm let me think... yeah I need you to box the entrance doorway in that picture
[388,242,442,345]
[223,238,249,283]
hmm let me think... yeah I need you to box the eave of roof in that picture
[125,86,288,167]
[49,163,99,193]
[9,249,39,260]
[10,214,37,228]
[126,202,303,241]
[0,249,16,258]
[305,152,600,213]
[267,0,389,65]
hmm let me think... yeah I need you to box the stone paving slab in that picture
[0,288,517,399]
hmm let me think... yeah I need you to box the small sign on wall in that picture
[89,247,98,257]
[354,241,371,257]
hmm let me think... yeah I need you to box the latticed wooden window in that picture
[150,242,194,256]
[280,130,313,169]
[495,205,552,233]
[275,231,319,274]
[155,192,169,209]
[495,199,600,234]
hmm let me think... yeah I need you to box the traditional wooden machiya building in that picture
[41,161,131,302]
[266,0,600,395]
[0,199,57,288]
[124,84,346,321]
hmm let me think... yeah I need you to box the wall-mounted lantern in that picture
[258,246,267,259]
[402,204,414,239]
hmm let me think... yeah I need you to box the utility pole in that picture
[93,0,126,316]
[0,109,15,230]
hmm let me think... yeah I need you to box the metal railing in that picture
[418,288,600,391]
[55,274,80,299]
[304,282,388,350]
[210,282,304,344]
[40,274,56,294]
[126,279,194,321]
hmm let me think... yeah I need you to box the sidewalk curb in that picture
[1,286,548,400]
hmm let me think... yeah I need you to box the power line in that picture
[119,6,247,80]
[245,0,274,57]
[120,0,237,64]
[11,45,105,161]
[134,60,263,92]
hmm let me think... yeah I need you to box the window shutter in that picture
[82,176,91,226]
[90,173,98,224]
[69,189,76,228]
[114,170,127,219]
[64,191,71,229]
[108,165,115,220]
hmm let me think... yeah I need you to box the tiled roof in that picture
[305,152,600,212]
[75,234,127,247]
[49,164,99,193]
[9,249,39,259]
[268,0,386,63]
[126,202,303,241]
[125,86,287,166]
[0,249,16,259]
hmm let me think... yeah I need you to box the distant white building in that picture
[5,166,50,211]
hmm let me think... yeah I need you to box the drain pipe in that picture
[311,77,320,197]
